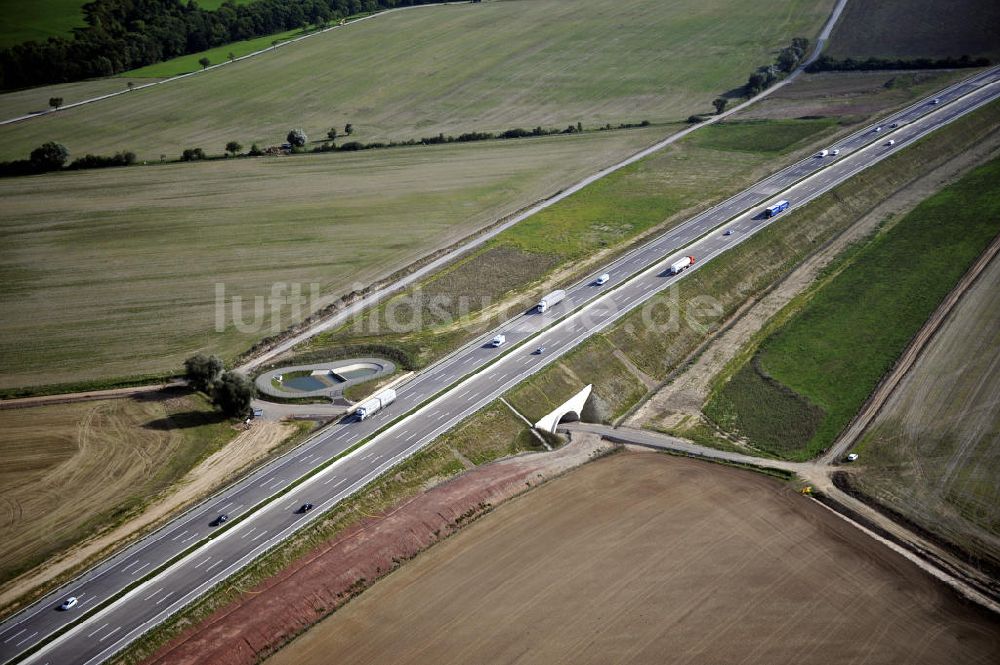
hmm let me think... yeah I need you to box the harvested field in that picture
[0,77,161,121]
[267,452,1000,665]
[824,0,1000,61]
[306,116,843,366]
[0,0,833,161]
[852,252,1000,571]
[0,390,235,585]
[0,127,658,390]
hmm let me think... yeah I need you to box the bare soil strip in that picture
[142,434,612,665]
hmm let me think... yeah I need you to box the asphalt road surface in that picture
[2,66,998,665]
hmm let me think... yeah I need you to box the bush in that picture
[212,371,254,418]
[184,353,223,393]
[286,128,307,147]
[67,151,136,170]
[29,142,69,171]
[181,147,206,161]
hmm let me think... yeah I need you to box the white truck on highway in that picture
[669,256,696,275]
[355,388,397,420]
[537,289,566,313]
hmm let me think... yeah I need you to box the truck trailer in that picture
[537,289,566,313]
[355,388,397,420]
[669,256,695,275]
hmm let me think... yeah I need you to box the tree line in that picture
[0,0,442,90]
[0,141,136,177]
[806,54,990,73]
[0,119,654,178]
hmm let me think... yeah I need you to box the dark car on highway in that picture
[297,503,315,513]
[210,514,229,526]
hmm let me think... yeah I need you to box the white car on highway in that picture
[59,597,78,611]
[595,273,610,285]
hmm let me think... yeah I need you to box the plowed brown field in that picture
[269,452,999,665]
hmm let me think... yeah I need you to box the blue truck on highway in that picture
[764,199,790,218]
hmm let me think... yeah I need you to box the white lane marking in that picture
[120,560,140,572]
[86,623,109,638]
[218,502,233,511]
[98,626,121,642]
[206,559,225,572]
[15,631,38,647]
[181,532,200,544]
[169,530,188,542]
[230,504,244,514]
[4,628,27,643]
[322,475,338,485]
[143,588,163,601]
[131,563,150,576]
[269,478,285,489]
[155,592,174,606]
[194,557,212,569]
[240,527,258,540]
[79,596,96,608]
[253,530,269,541]
[332,478,347,488]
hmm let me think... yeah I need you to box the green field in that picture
[0,127,661,390]
[825,0,1000,61]
[0,0,833,161]
[0,1,87,49]
[122,27,305,79]
[707,157,1000,459]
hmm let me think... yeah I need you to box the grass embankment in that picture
[0,391,234,584]
[0,127,659,391]
[0,0,833,161]
[851,254,1000,571]
[706,156,1000,460]
[505,99,1000,447]
[112,400,541,665]
[300,117,841,368]
[824,0,1000,61]
[122,27,304,79]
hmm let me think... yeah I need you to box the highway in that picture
[1,66,997,665]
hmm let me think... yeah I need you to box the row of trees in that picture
[0,0,442,89]
[806,54,990,73]
[745,37,810,96]
[184,354,254,418]
[0,141,137,177]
